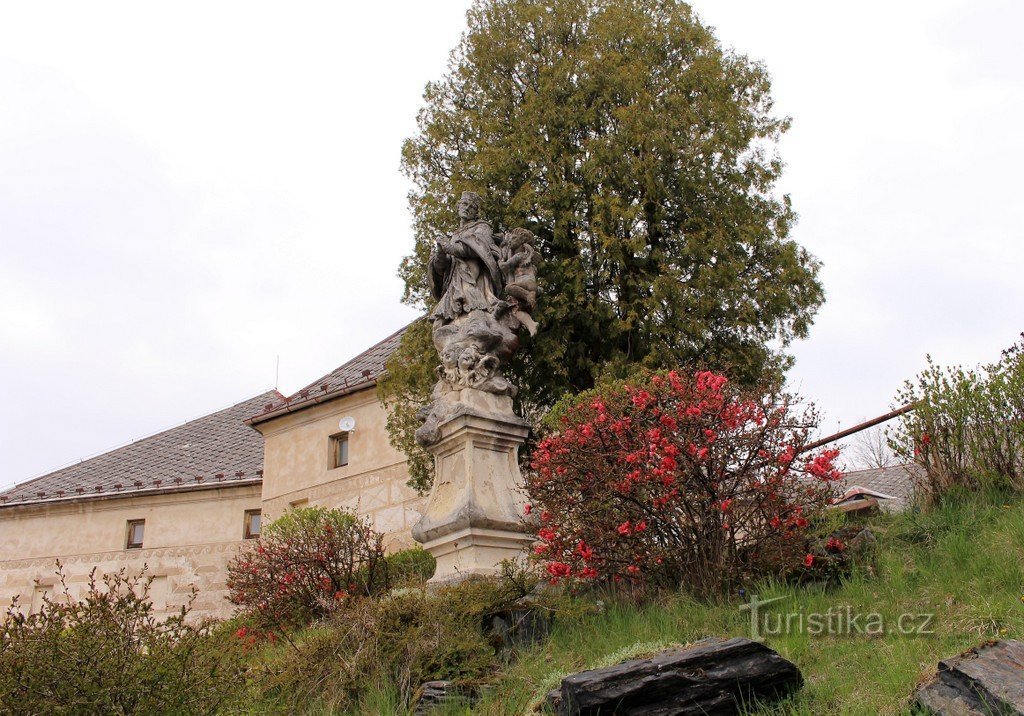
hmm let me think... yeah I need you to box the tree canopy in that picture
[381,0,824,490]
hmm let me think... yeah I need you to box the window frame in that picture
[126,519,145,549]
[328,431,350,469]
[243,509,262,540]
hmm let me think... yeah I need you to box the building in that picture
[0,326,422,620]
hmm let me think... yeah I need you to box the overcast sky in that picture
[2,0,1022,489]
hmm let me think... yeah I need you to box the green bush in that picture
[385,546,437,587]
[892,335,1024,504]
[0,563,242,715]
[251,564,546,713]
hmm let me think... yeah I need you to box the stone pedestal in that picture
[411,407,534,584]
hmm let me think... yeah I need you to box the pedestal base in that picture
[411,406,534,583]
[418,527,535,585]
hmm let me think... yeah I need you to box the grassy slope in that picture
[244,491,1024,715]
[468,490,1024,716]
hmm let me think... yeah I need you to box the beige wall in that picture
[255,388,424,548]
[0,388,424,623]
[0,484,261,620]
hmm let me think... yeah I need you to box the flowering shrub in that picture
[227,506,388,628]
[891,335,1024,504]
[527,370,843,596]
[0,563,241,714]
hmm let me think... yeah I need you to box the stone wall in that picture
[0,484,262,620]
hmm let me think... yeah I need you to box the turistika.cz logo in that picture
[739,594,935,640]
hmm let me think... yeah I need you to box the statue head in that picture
[457,343,482,373]
[457,191,481,221]
[505,227,535,251]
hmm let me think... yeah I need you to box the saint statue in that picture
[427,192,503,324]
[415,192,540,447]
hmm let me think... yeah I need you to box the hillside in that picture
[240,489,1024,715]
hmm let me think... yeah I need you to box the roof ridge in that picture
[841,463,915,476]
[285,321,416,400]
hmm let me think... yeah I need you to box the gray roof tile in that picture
[838,463,922,505]
[0,391,279,509]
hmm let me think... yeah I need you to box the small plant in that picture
[385,546,437,587]
[891,335,1024,504]
[0,562,241,715]
[226,506,388,629]
[526,369,843,596]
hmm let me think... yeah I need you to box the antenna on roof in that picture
[275,354,280,391]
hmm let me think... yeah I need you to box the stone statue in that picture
[411,191,540,583]
[415,192,539,447]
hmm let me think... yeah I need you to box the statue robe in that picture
[428,219,503,323]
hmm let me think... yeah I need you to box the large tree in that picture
[381,0,824,491]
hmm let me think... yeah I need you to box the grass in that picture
[243,489,1024,715]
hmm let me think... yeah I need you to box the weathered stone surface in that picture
[416,191,540,448]
[412,681,475,714]
[916,639,1024,715]
[489,603,552,655]
[549,637,802,715]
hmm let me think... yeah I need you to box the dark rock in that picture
[848,527,877,556]
[489,605,552,654]
[916,639,1024,715]
[412,681,474,714]
[548,636,802,715]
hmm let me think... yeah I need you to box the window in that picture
[126,519,145,549]
[329,432,350,469]
[244,509,262,539]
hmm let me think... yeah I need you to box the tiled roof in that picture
[837,463,922,507]
[249,323,410,424]
[0,391,279,509]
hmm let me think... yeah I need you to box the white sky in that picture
[1,0,1022,489]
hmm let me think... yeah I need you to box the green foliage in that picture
[247,564,553,714]
[0,563,242,715]
[891,334,1024,504]
[385,546,438,587]
[377,318,437,493]
[227,506,388,629]
[383,0,825,490]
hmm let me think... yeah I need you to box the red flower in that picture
[804,554,815,567]
[826,537,845,552]
[576,540,594,561]
[523,503,532,515]
[617,521,632,536]
[235,627,248,639]
[546,562,571,578]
